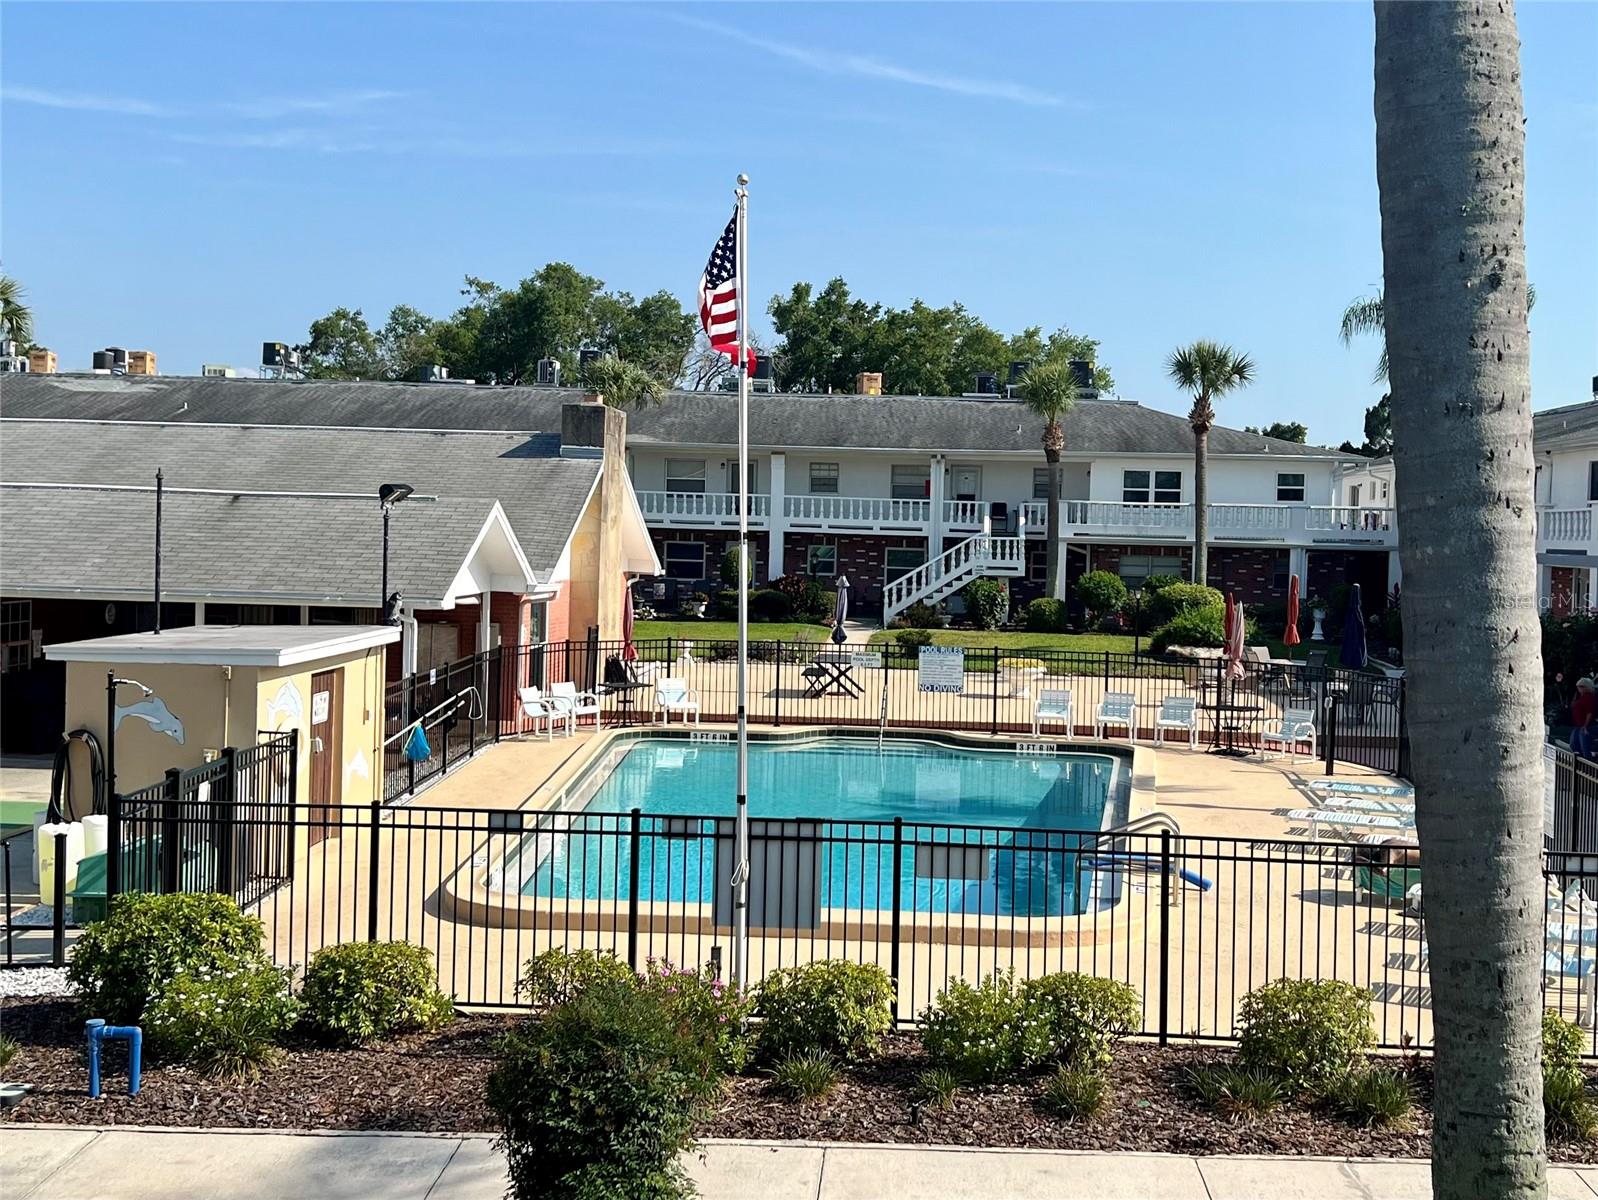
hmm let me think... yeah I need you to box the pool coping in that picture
[437,726,1161,949]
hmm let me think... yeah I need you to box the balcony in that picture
[786,494,930,531]
[1060,502,1397,548]
[1538,507,1597,557]
[636,491,770,528]
[944,500,1049,534]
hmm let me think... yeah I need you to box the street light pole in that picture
[378,484,414,625]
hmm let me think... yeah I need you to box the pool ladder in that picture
[1087,812,1195,907]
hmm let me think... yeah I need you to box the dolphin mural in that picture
[265,680,304,727]
[114,695,186,745]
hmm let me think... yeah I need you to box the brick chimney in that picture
[855,371,882,396]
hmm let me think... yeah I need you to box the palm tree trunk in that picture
[1375,4,1545,1196]
[1191,427,1209,585]
[1044,450,1064,601]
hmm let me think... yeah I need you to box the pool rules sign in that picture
[917,645,965,693]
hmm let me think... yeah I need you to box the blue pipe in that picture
[1084,855,1214,892]
[86,1018,142,1098]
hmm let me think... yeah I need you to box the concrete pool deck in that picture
[5,1127,1597,1199]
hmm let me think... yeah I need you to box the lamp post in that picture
[379,483,414,625]
[1131,588,1146,657]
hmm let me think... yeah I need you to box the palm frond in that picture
[1339,295,1386,346]
[1016,359,1079,423]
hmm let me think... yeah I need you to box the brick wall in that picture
[784,532,929,613]
[545,581,572,644]
[1306,550,1393,609]
[1206,548,1290,605]
[649,531,769,591]
[1085,543,1193,583]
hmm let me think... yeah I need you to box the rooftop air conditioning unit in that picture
[420,364,450,382]
[578,348,602,372]
[974,371,999,396]
[262,341,287,367]
[92,349,117,372]
[202,364,236,378]
[1069,359,1096,393]
[1007,360,1030,385]
[536,357,561,387]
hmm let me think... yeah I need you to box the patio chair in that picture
[1355,864,1421,904]
[518,687,574,740]
[654,677,701,725]
[1032,689,1074,737]
[1093,691,1136,742]
[1260,707,1317,761]
[1152,696,1199,748]
[548,681,603,728]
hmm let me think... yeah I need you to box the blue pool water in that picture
[508,737,1123,918]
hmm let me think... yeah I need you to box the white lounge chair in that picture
[548,681,602,728]
[1260,707,1317,761]
[1093,691,1136,742]
[517,686,574,740]
[654,677,701,725]
[1320,794,1413,817]
[1032,689,1073,737]
[1286,807,1415,840]
[1152,696,1198,748]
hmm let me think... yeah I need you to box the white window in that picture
[1116,554,1185,588]
[884,547,923,581]
[809,462,840,494]
[808,543,838,576]
[666,459,707,494]
[1029,548,1048,583]
[1588,462,1598,503]
[1,600,31,673]
[1153,470,1182,503]
[663,541,705,580]
[1348,484,1362,506]
[1277,472,1307,502]
[1032,468,1051,500]
[891,464,931,500]
[1122,470,1151,503]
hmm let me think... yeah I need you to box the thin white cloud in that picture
[1,85,183,118]
[222,89,408,120]
[667,15,1068,108]
[167,127,692,159]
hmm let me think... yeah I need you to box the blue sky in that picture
[3,2,1594,445]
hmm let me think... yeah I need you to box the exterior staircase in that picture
[881,534,1026,625]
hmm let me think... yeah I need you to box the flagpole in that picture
[732,172,751,990]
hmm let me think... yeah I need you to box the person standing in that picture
[1571,677,1597,759]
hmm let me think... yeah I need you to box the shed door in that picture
[308,669,342,847]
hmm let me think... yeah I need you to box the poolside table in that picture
[1201,700,1260,757]
[803,653,863,699]
[599,681,649,725]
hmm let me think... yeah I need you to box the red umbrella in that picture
[1284,574,1302,649]
[621,584,638,662]
[1224,592,1245,680]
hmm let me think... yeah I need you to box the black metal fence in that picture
[74,792,1598,1056]
[1549,744,1598,855]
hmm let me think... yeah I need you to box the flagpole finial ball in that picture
[737,173,749,185]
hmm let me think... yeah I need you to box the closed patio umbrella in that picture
[1224,592,1246,680]
[621,584,638,662]
[830,574,850,645]
[1341,582,1368,670]
[1284,574,1302,650]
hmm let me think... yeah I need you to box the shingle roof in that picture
[0,418,598,578]
[0,373,1344,459]
[0,484,501,606]
[1533,400,1598,449]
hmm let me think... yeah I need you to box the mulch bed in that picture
[4,1001,1595,1163]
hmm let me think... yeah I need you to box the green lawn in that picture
[633,619,831,643]
[865,629,1140,655]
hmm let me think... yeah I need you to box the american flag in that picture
[699,208,756,375]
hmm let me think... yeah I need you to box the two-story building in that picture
[1534,397,1598,616]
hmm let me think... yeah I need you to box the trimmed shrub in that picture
[68,892,270,1023]
[146,963,299,1080]
[1545,1009,1587,1090]
[749,589,794,621]
[488,981,720,1200]
[896,601,941,629]
[1545,1070,1598,1142]
[1041,1064,1108,1121]
[921,971,1028,1083]
[518,947,635,1008]
[1142,574,1182,594]
[1186,1064,1287,1118]
[962,578,1009,630]
[713,589,739,619]
[916,1066,960,1109]
[1075,570,1128,620]
[300,941,453,1046]
[1329,1066,1414,1129]
[640,959,755,1074]
[1017,974,1141,1070]
[807,589,839,624]
[1147,581,1223,626]
[1236,979,1374,1094]
[769,1051,839,1102]
[1025,597,1068,633]
[754,960,894,1063]
[895,627,935,650]
[1149,607,1226,653]
[719,547,753,589]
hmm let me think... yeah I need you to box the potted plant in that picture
[683,592,710,619]
[1306,594,1329,642]
[998,655,1047,698]
[0,1034,32,1109]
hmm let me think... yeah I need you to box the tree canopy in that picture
[1336,396,1392,457]
[1244,421,1308,444]
[766,277,1113,396]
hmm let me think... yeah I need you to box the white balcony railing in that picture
[784,495,930,529]
[1538,507,1594,547]
[1304,506,1394,534]
[1209,503,1292,533]
[636,491,770,527]
[943,500,986,528]
[1020,501,1047,531]
[1063,501,1192,531]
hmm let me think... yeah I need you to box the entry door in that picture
[308,669,343,847]
[951,465,982,502]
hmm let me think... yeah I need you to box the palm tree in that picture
[1342,285,1533,383]
[1165,341,1255,586]
[1375,4,1544,1197]
[581,354,666,409]
[0,274,33,347]
[1017,360,1079,600]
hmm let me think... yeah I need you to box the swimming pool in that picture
[493,735,1129,919]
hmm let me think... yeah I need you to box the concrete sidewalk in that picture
[4,1126,1597,1199]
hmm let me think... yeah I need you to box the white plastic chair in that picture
[517,686,574,740]
[1153,696,1198,748]
[1261,706,1317,761]
[1093,691,1136,742]
[1032,689,1073,737]
[548,681,602,728]
[654,677,701,725]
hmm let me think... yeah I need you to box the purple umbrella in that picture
[1341,583,1368,670]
